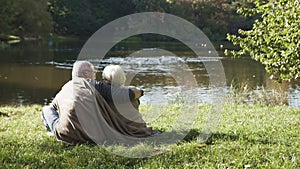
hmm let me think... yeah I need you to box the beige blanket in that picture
[73,77,152,145]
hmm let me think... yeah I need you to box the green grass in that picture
[0,103,299,168]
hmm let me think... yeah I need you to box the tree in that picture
[166,0,256,41]
[48,0,135,36]
[0,0,53,38]
[226,0,300,81]
[14,0,53,37]
[0,1,19,36]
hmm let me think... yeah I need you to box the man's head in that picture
[72,61,96,80]
[102,65,126,86]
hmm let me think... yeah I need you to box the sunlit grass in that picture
[227,82,289,106]
[0,103,299,168]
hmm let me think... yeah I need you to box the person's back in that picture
[102,65,146,125]
[102,64,143,107]
[42,61,96,145]
[50,81,92,144]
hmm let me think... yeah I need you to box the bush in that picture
[226,0,300,81]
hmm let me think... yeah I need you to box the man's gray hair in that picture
[72,61,94,78]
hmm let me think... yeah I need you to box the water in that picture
[0,40,299,106]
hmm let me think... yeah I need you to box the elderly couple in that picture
[42,61,156,145]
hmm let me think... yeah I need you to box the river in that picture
[0,40,299,107]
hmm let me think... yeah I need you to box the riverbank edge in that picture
[0,34,80,48]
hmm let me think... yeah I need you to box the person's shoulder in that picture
[94,80,113,91]
[94,80,105,87]
[61,80,72,89]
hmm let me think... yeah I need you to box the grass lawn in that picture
[0,104,299,168]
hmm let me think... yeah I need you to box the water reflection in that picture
[290,88,300,107]
[0,40,299,106]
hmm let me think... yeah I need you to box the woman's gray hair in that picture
[102,65,126,86]
[72,61,94,78]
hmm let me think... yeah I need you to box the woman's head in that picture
[72,61,96,80]
[102,65,126,86]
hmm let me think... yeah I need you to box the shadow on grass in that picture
[36,129,277,152]
[183,129,278,145]
[31,129,279,163]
